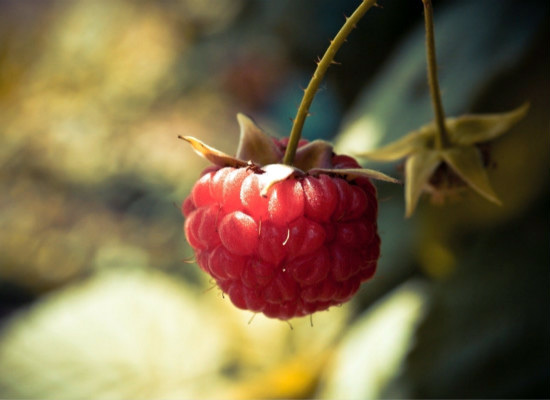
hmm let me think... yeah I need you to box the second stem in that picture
[423,0,449,149]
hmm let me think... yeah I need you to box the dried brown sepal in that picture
[293,140,334,171]
[309,167,400,184]
[236,114,281,166]
[178,136,249,168]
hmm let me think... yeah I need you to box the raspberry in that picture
[183,138,380,320]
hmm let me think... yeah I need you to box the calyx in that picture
[180,113,399,191]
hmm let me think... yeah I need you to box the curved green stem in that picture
[283,0,378,166]
[423,0,449,149]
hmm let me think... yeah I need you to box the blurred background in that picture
[0,0,548,398]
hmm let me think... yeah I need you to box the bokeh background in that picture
[0,0,548,398]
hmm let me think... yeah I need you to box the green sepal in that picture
[405,150,442,217]
[441,146,501,205]
[446,103,529,146]
[358,127,433,161]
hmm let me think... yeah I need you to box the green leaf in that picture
[236,113,281,166]
[446,103,529,146]
[441,146,501,205]
[358,126,433,162]
[179,136,248,168]
[308,167,400,184]
[405,150,442,217]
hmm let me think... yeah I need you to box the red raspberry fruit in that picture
[183,140,381,320]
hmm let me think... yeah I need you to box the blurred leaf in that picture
[0,268,236,399]
[385,198,550,398]
[0,266,352,400]
[318,281,429,400]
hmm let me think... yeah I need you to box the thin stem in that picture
[283,0,378,166]
[423,0,449,149]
